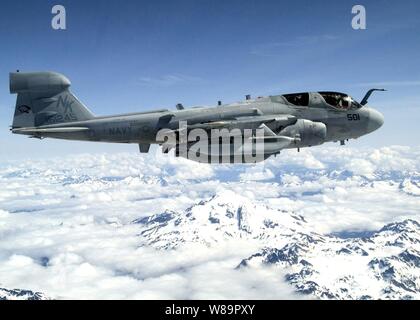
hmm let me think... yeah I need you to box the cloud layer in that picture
[0,145,419,299]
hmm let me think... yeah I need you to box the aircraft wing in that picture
[187,114,297,130]
[161,114,297,139]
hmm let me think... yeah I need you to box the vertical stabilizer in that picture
[10,71,95,128]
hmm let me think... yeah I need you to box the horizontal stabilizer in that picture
[12,127,89,134]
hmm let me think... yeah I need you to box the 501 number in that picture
[347,114,360,121]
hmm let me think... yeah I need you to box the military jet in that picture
[9,71,384,163]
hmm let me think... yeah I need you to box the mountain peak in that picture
[134,191,307,249]
[133,194,420,299]
[205,190,254,207]
[378,219,420,234]
[239,218,420,299]
[0,288,49,300]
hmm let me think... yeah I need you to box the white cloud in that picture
[137,74,202,87]
[251,34,339,57]
[343,158,376,176]
[0,145,419,299]
[240,165,274,181]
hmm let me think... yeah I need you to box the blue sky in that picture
[0,0,419,159]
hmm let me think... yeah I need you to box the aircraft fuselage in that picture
[9,72,384,163]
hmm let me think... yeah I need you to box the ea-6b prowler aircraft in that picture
[9,71,384,163]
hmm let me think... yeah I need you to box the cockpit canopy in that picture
[281,92,362,110]
[318,92,362,110]
[283,93,309,106]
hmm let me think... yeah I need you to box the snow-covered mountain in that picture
[240,219,420,300]
[134,190,316,249]
[134,191,420,300]
[1,147,420,299]
[0,288,49,300]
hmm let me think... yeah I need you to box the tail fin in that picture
[10,71,95,128]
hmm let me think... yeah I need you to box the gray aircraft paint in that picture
[9,71,384,163]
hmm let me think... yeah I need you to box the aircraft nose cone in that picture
[367,108,384,133]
